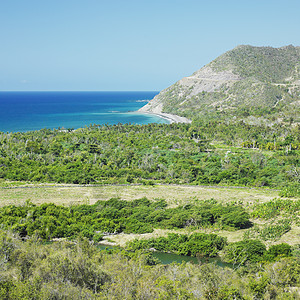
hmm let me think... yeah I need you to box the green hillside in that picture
[145,45,300,123]
[211,45,300,82]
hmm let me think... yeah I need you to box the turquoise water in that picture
[0,91,168,132]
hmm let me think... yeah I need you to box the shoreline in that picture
[136,111,192,124]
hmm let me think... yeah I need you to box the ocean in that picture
[0,91,168,132]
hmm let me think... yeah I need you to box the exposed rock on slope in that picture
[139,66,240,114]
[140,45,300,122]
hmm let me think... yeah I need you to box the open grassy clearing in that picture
[0,183,280,207]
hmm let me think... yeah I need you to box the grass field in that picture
[0,182,280,207]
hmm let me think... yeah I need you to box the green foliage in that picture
[243,220,291,241]
[0,198,251,241]
[264,243,292,262]
[141,252,160,266]
[223,239,266,266]
[128,232,227,257]
[0,229,298,299]
[251,198,300,219]
[0,231,16,262]
[280,183,300,198]
[0,122,299,189]
[259,222,291,241]
[92,233,103,243]
[217,286,245,300]
[266,257,300,287]
[292,244,300,258]
[248,273,270,298]
[142,200,252,230]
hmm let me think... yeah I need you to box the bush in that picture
[264,243,292,261]
[280,183,300,198]
[124,220,153,234]
[128,233,227,257]
[221,210,252,229]
[251,198,300,219]
[92,233,103,243]
[259,223,291,241]
[223,239,266,266]
[217,286,245,300]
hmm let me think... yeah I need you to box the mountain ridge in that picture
[140,45,300,123]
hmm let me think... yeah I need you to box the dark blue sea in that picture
[0,91,168,132]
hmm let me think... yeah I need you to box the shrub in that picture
[280,183,300,198]
[259,223,291,241]
[264,243,292,261]
[224,239,266,266]
[127,233,227,257]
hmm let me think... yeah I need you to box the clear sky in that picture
[1,0,299,91]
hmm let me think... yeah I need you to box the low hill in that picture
[140,45,300,123]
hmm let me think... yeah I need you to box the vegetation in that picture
[0,122,299,191]
[0,230,298,299]
[1,45,300,298]
[251,198,300,219]
[243,220,292,242]
[128,233,227,257]
[0,198,251,242]
[222,240,293,266]
[211,45,300,83]
[156,45,300,124]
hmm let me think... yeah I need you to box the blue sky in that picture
[0,0,299,91]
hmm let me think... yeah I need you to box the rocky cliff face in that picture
[140,45,300,122]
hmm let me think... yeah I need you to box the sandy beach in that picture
[138,111,192,124]
[137,100,192,124]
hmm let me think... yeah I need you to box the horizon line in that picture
[0,90,160,93]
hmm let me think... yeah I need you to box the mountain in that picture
[140,45,300,123]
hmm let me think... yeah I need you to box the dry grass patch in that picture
[100,225,300,248]
[100,229,177,247]
[277,226,300,246]
[0,184,280,207]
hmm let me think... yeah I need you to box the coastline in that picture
[136,111,192,124]
[136,95,192,124]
